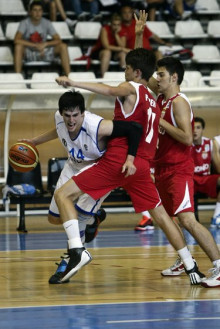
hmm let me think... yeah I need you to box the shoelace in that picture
[170,257,182,269]
[207,266,220,278]
[55,253,70,267]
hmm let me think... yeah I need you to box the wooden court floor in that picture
[0,210,220,329]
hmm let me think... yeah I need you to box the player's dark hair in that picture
[157,56,184,85]
[58,90,85,115]
[29,0,44,11]
[194,117,205,129]
[126,48,156,81]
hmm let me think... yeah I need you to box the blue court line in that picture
[1,227,220,251]
[1,300,220,329]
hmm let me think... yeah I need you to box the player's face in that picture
[62,108,84,135]
[193,122,203,143]
[30,5,43,21]
[125,65,135,81]
[156,67,175,93]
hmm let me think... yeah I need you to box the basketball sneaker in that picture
[185,261,206,285]
[60,247,92,282]
[210,214,220,228]
[134,216,154,231]
[201,266,220,288]
[85,208,106,243]
[161,257,185,276]
[49,257,69,284]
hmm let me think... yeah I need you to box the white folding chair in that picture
[192,45,220,63]
[30,72,61,89]
[209,71,220,87]
[68,46,88,66]
[207,21,220,38]
[68,72,96,80]
[0,0,27,15]
[0,47,14,66]
[146,21,174,39]
[181,71,205,88]
[74,22,101,40]
[195,0,220,14]
[51,22,73,40]
[5,22,19,40]
[103,72,124,86]
[174,20,207,39]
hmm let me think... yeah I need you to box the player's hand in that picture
[121,155,136,178]
[56,76,73,88]
[17,138,36,145]
[134,10,148,36]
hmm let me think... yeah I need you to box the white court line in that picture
[107,317,220,324]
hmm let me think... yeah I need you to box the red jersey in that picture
[121,19,153,50]
[154,92,194,166]
[91,24,126,53]
[192,137,212,176]
[107,81,160,162]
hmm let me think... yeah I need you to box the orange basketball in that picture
[8,142,39,172]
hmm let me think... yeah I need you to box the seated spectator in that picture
[69,0,101,21]
[42,0,77,27]
[121,4,172,60]
[89,13,129,77]
[193,117,220,227]
[14,1,70,75]
[166,0,197,20]
[146,0,166,21]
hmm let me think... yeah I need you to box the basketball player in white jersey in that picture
[22,90,143,283]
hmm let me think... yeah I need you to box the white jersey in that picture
[55,110,106,170]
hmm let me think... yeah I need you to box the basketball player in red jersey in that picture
[192,117,220,226]
[54,45,204,285]
[147,57,220,288]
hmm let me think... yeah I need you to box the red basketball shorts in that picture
[194,174,220,198]
[73,155,162,213]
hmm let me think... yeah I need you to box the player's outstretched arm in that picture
[56,76,135,98]
[18,128,58,146]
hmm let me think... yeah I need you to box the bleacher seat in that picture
[68,72,96,80]
[208,70,220,87]
[30,72,60,89]
[103,72,124,86]
[0,0,27,15]
[195,0,220,14]
[5,22,19,40]
[0,73,27,89]
[0,47,14,66]
[174,20,207,39]
[207,21,220,38]
[51,22,73,40]
[68,46,88,66]
[74,22,101,40]
[146,21,174,39]
[192,45,220,64]
[181,71,205,88]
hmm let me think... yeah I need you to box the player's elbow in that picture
[184,135,193,146]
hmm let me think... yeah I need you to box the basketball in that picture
[8,142,39,172]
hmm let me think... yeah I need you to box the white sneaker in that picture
[65,18,77,27]
[201,266,220,288]
[161,257,185,276]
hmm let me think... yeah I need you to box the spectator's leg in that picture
[99,49,111,77]
[117,51,126,70]
[54,43,71,75]
[49,0,57,21]
[14,44,25,73]
[90,0,99,16]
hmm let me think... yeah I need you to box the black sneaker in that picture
[60,247,92,282]
[49,258,69,284]
[185,262,205,285]
[85,208,106,243]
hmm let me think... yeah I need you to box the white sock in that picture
[213,259,220,268]
[213,202,220,218]
[142,211,150,218]
[177,246,194,270]
[63,219,83,249]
